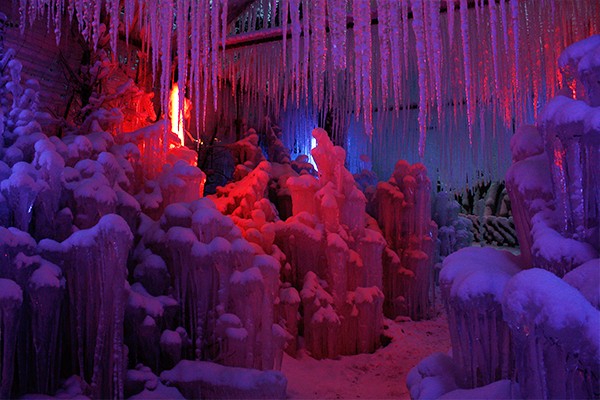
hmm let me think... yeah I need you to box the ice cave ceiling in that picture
[10,0,600,187]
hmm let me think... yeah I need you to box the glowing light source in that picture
[170,83,185,146]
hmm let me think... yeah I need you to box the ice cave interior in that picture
[0,0,598,399]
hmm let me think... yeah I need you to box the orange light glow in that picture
[170,84,185,146]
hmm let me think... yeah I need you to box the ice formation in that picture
[2,2,600,399]
[209,127,386,360]
[0,43,292,398]
[12,0,600,188]
[372,160,437,320]
[410,35,600,400]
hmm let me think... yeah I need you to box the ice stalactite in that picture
[39,215,132,399]
[459,0,474,143]
[376,0,391,108]
[16,1,600,186]
[425,0,443,124]
[310,0,326,110]
[352,0,373,138]
[328,0,346,73]
[411,0,428,158]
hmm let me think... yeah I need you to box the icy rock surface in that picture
[160,360,287,399]
[440,247,522,388]
[502,268,600,399]
[373,160,438,320]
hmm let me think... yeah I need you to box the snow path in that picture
[282,314,451,399]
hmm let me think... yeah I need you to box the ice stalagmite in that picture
[276,128,384,358]
[440,247,522,388]
[503,269,600,399]
[40,214,133,399]
[373,160,437,320]
[0,279,22,399]
[10,255,66,395]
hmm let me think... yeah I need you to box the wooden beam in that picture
[224,0,502,50]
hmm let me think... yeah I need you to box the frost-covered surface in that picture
[406,353,463,400]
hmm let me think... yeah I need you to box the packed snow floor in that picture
[282,313,451,399]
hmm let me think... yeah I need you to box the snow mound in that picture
[160,360,287,399]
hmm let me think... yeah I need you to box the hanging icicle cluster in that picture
[224,0,599,188]
[16,0,600,188]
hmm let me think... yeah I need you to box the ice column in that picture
[40,214,132,399]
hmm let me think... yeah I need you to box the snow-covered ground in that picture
[283,313,451,399]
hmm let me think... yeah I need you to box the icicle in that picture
[91,0,101,51]
[499,0,510,58]
[281,0,289,68]
[177,0,189,143]
[426,0,443,123]
[376,0,391,107]
[510,0,520,121]
[211,0,220,110]
[302,0,310,105]
[459,0,474,144]
[411,0,428,158]
[327,0,346,72]
[388,1,402,111]
[107,0,119,60]
[221,0,228,56]
[447,0,455,50]
[352,0,373,137]
[489,0,501,100]
[124,0,135,43]
[290,0,301,105]
[310,0,327,109]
